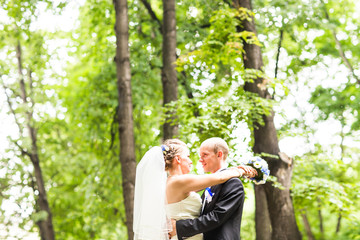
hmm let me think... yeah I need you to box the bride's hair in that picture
[162,139,187,170]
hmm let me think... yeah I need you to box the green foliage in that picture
[337,220,360,240]
[167,89,272,139]
[292,152,360,239]
[292,177,352,213]
[32,210,48,222]
[254,2,360,237]
[172,7,274,156]
[177,7,261,77]
[311,84,360,130]
[1,0,360,239]
[239,185,256,240]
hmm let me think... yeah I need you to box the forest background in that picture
[0,0,360,239]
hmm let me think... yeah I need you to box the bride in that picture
[133,139,256,240]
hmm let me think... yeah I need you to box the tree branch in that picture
[14,141,31,158]
[140,0,163,34]
[224,0,231,7]
[274,28,283,79]
[321,0,360,84]
[301,210,315,240]
[1,83,24,136]
[16,41,28,103]
[28,69,35,108]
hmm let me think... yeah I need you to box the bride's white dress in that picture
[166,192,203,240]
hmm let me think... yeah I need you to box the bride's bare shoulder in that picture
[167,174,199,187]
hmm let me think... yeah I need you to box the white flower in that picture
[254,162,262,168]
[261,161,268,168]
[245,156,270,185]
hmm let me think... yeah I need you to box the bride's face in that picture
[177,147,192,174]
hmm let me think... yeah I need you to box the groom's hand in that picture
[168,219,177,239]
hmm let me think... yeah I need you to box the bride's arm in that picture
[170,167,251,194]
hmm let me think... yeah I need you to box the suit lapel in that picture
[201,169,227,214]
[202,184,223,214]
[201,191,206,214]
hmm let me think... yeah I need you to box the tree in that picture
[0,1,57,239]
[17,41,55,240]
[162,0,179,139]
[113,0,137,239]
[2,41,55,240]
[253,0,360,238]
[1,0,360,239]
[232,0,302,239]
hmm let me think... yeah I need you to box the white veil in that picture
[133,146,171,240]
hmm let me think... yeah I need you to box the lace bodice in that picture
[166,192,203,240]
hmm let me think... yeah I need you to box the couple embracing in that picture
[133,137,257,240]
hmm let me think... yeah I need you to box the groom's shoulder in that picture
[218,168,244,189]
[223,169,243,182]
[224,175,243,188]
[220,178,244,198]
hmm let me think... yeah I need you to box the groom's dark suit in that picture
[176,175,245,240]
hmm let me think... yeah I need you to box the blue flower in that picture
[206,187,214,197]
[246,157,270,185]
[205,187,214,203]
[161,145,169,154]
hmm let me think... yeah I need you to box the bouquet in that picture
[245,157,270,185]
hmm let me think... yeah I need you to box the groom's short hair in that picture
[202,137,229,160]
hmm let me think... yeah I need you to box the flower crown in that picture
[161,145,170,155]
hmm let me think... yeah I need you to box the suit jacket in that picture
[176,176,245,240]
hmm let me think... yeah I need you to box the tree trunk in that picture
[32,158,55,240]
[301,212,315,240]
[255,185,271,240]
[340,117,345,161]
[162,0,178,139]
[336,212,342,234]
[141,0,196,114]
[317,198,324,239]
[232,1,302,239]
[16,41,55,240]
[113,1,137,239]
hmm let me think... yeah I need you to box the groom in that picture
[171,137,248,240]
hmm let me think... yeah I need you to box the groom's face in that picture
[199,145,222,173]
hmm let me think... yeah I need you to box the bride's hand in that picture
[237,165,257,178]
[168,219,177,239]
